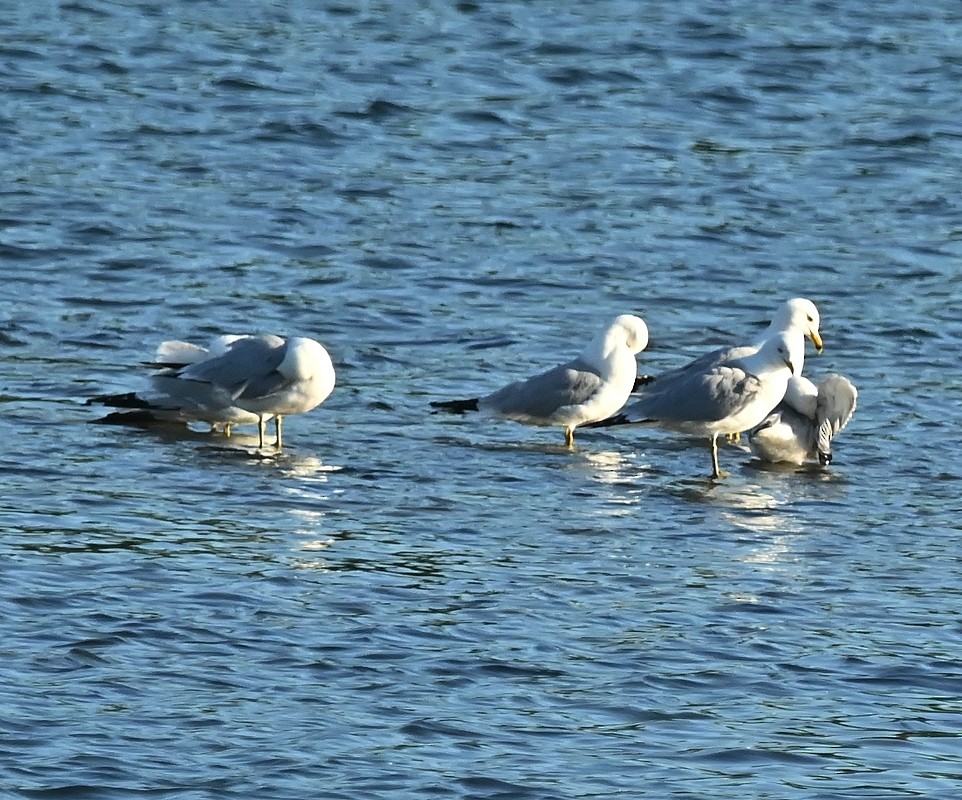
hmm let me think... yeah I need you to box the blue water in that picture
[3,1,962,797]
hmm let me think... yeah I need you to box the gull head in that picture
[778,298,823,354]
[612,314,649,355]
[280,337,337,406]
[758,331,801,376]
[777,330,803,375]
[586,314,649,367]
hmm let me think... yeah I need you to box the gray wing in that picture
[640,344,753,395]
[751,402,818,454]
[148,373,235,415]
[814,374,858,456]
[623,364,762,425]
[180,335,288,399]
[480,356,604,421]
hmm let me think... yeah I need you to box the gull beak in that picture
[808,330,824,354]
[784,355,796,375]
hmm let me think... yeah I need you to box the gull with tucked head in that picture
[749,373,858,466]
[90,334,336,448]
[431,314,649,447]
[177,335,336,448]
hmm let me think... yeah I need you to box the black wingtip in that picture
[429,398,480,414]
[583,413,631,429]
[86,392,151,409]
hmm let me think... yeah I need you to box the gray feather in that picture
[480,356,604,422]
[624,364,763,427]
[814,374,858,460]
[180,335,287,399]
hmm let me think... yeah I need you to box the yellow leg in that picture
[564,427,574,447]
[726,431,741,444]
[274,416,283,449]
[224,423,232,438]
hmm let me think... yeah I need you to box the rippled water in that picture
[4,1,962,797]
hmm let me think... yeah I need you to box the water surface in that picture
[3,1,962,797]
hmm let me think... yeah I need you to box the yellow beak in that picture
[808,330,824,354]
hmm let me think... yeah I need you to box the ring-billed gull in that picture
[165,335,335,448]
[430,314,649,446]
[90,335,268,434]
[637,298,823,444]
[151,335,260,434]
[587,331,801,479]
[91,335,336,448]
[749,373,858,465]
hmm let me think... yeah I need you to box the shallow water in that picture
[3,1,962,797]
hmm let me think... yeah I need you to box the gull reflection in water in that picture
[577,448,653,517]
[711,482,803,536]
[669,473,808,576]
[291,508,337,572]
[733,490,811,589]
[709,472,853,594]
[270,456,342,571]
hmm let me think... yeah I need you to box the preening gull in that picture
[90,335,266,434]
[749,373,858,465]
[431,314,649,446]
[587,331,801,479]
[90,335,336,448]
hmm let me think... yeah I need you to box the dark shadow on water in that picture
[743,457,854,489]
[90,417,340,472]
[431,433,584,457]
[94,417,269,452]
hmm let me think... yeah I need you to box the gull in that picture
[89,335,267,434]
[636,298,824,444]
[90,335,336,448]
[430,314,649,446]
[163,335,336,448]
[748,373,858,465]
[587,331,801,479]
[149,335,258,435]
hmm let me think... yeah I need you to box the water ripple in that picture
[3,0,962,797]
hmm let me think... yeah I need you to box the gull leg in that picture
[710,434,727,479]
[274,416,283,449]
[224,423,232,438]
[258,416,266,449]
[564,427,574,447]
[726,431,741,444]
